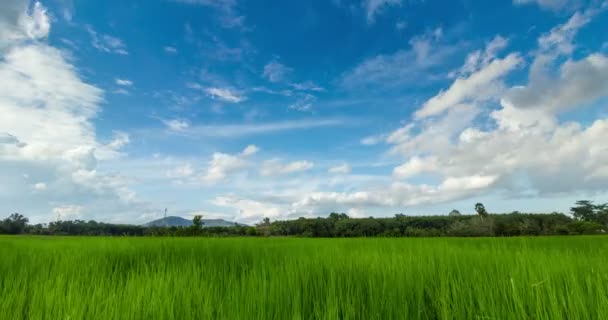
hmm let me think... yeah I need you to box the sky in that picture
[1,0,608,224]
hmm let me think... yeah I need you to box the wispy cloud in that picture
[85,25,128,55]
[204,87,246,103]
[170,0,246,29]
[115,78,133,86]
[340,27,461,89]
[167,118,353,138]
[364,0,402,24]
[260,159,314,176]
[164,46,178,54]
[263,60,292,82]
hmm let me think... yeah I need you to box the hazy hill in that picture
[143,216,243,228]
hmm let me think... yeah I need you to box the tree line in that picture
[1,201,607,237]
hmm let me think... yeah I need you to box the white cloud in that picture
[364,0,402,23]
[503,53,608,114]
[340,28,458,88]
[288,94,316,112]
[162,118,190,132]
[513,0,572,11]
[176,118,349,138]
[33,182,46,191]
[415,53,522,118]
[204,87,246,103]
[450,36,509,78]
[260,159,314,176]
[106,131,130,151]
[393,156,438,179]
[52,205,83,220]
[200,145,257,183]
[537,9,595,56]
[360,134,387,145]
[170,0,245,30]
[166,164,194,178]
[241,144,259,156]
[115,78,133,86]
[0,1,49,47]
[85,25,128,55]
[213,195,283,222]
[201,152,248,183]
[0,3,145,223]
[382,11,608,203]
[263,60,292,83]
[289,81,325,92]
[164,46,177,54]
[329,163,352,175]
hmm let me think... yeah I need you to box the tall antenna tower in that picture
[164,208,168,227]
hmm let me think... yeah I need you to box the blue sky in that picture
[1,0,608,224]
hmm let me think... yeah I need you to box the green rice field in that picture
[1,236,607,319]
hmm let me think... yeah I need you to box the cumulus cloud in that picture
[0,1,49,47]
[387,10,608,201]
[213,195,283,222]
[212,10,608,223]
[393,156,438,179]
[415,52,522,118]
[241,144,260,156]
[200,145,258,183]
[503,53,608,114]
[0,2,143,223]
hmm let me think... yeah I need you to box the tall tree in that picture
[571,200,608,226]
[192,215,204,230]
[475,203,488,220]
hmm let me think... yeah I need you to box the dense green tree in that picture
[1,213,29,234]
[475,203,488,218]
[448,210,461,217]
[571,200,608,226]
[192,215,203,229]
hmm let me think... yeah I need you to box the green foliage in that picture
[570,200,608,226]
[0,213,28,234]
[3,200,604,238]
[192,215,203,229]
[475,203,488,217]
[2,236,608,319]
[568,221,604,235]
[448,209,461,216]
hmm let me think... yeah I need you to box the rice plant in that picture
[1,236,607,319]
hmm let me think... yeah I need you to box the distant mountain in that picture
[142,216,245,228]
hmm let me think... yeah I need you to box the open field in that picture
[1,236,607,319]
